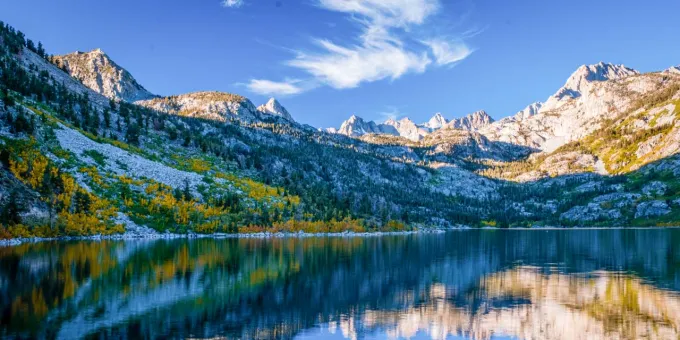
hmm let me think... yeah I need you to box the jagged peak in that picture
[467,110,494,124]
[663,65,680,74]
[564,62,638,92]
[257,97,293,121]
[53,48,155,102]
[347,114,362,122]
[423,112,448,129]
[470,109,491,117]
[513,102,543,121]
[430,112,446,120]
[445,109,494,131]
[543,62,639,104]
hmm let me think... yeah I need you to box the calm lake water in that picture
[2,229,680,339]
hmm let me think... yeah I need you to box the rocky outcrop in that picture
[635,200,671,218]
[642,181,667,196]
[52,49,155,102]
[561,203,622,222]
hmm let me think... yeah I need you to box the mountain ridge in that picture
[1,20,680,239]
[52,48,156,102]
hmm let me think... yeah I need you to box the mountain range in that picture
[1,20,680,238]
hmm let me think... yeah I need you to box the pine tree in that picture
[74,190,91,214]
[103,109,111,128]
[1,190,24,225]
[182,179,192,201]
[125,124,140,145]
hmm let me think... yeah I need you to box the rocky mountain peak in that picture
[384,117,398,125]
[514,102,543,121]
[384,117,428,141]
[347,114,361,123]
[557,62,639,99]
[52,49,155,102]
[663,66,680,75]
[257,97,294,121]
[423,113,448,129]
[446,110,495,131]
[337,115,371,137]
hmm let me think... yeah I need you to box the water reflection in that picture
[1,229,680,339]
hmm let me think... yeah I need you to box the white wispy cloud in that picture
[288,39,430,89]
[317,0,439,27]
[221,0,244,8]
[247,79,304,96]
[424,39,473,66]
[247,0,473,95]
[378,106,403,121]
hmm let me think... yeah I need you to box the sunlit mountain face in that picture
[2,229,680,339]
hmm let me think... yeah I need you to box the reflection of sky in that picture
[296,326,519,340]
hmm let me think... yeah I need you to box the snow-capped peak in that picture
[257,97,294,121]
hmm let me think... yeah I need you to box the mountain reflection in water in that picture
[1,229,680,339]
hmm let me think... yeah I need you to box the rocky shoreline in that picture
[4,225,680,247]
[0,228,456,247]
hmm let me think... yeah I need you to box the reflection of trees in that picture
[0,229,679,339]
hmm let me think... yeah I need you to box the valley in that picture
[1,21,680,240]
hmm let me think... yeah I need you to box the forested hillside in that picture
[1,21,680,238]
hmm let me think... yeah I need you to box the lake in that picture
[2,229,680,339]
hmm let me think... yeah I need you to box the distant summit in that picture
[332,110,494,141]
[257,98,294,121]
[445,110,494,131]
[423,113,448,130]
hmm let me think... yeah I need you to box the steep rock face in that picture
[135,91,262,122]
[422,128,532,162]
[336,115,398,137]
[542,62,638,111]
[479,62,646,151]
[445,110,494,131]
[384,118,430,141]
[423,113,448,130]
[513,102,543,121]
[52,49,155,102]
[257,98,294,121]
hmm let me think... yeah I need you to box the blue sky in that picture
[2,0,680,128]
